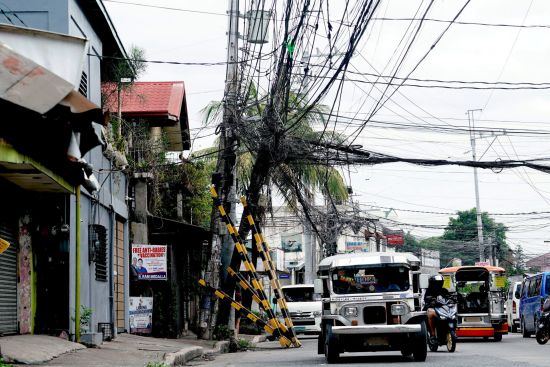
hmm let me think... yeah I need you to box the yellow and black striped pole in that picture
[227,266,262,306]
[211,186,295,347]
[240,196,301,347]
[198,279,291,346]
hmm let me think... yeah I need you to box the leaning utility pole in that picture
[467,109,485,263]
[201,0,240,339]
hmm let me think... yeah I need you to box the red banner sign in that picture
[386,235,404,246]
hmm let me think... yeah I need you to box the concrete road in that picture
[191,334,548,367]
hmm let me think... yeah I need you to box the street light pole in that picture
[467,109,485,263]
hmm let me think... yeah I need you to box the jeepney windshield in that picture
[331,264,410,294]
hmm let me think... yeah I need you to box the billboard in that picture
[345,241,368,252]
[281,233,302,252]
[131,244,167,280]
[129,297,153,334]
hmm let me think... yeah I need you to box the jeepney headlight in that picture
[313,311,322,317]
[391,304,407,316]
[344,306,358,317]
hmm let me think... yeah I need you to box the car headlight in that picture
[391,304,407,316]
[313,311,322,317]
[344,306,358,317]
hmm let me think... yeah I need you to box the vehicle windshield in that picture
[331,264,410,294]
[456,280,489,313]
[282,287,319,302]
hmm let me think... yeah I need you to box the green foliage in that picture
[213,324,233,340]
[71,305,93,333]
[442,208,508,266]
[228,337,254,353]
[200,81,349,215]
[236,338,254,351]
[0,358,13,367]
[110,45,147,82]
[180,160,216,228]
[144,362,167,367]
[508,244,527,275]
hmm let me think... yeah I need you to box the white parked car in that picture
[506,281,522,333]
[281,284,322,334]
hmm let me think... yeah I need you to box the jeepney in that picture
[315,252,428,363]
[439,265,508,341]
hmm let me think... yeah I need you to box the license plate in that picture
[464,317,482,323]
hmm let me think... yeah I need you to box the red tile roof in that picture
[103,81,186,120]
[102,81,190,150]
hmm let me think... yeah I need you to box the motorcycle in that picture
[427,295,458,352]
[536,298,550,345]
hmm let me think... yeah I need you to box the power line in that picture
[103,0,226,16]
[90,47,279,66]
[370,17,550,30]
[348,0,473,145]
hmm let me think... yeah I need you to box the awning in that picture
[0,143,74,193]
[0,24,105,192]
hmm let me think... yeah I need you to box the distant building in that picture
[526,252,550,272]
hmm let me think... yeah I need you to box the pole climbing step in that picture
[210,186,300,347]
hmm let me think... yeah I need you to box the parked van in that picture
[506,281,522,332]
[281,284,322,334]
[518,272,550,337]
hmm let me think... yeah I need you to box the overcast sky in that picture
[104,0,550,260]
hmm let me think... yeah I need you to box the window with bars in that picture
[89,224,108,282]
[79,71,88,97]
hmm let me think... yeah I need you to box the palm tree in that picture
[197,81,349,224]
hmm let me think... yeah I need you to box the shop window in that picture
[89,224,108,282]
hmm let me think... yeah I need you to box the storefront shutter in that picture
[0,220,18,335]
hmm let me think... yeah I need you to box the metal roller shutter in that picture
[0,220,18,335]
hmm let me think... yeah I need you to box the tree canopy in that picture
[442,208,508,266]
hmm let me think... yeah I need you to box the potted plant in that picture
[73,306,102,347]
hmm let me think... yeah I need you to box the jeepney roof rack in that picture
[318,252,421,271]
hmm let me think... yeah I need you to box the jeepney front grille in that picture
[363,306,386,324]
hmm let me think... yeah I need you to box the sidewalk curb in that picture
[251,335,267,344]
[164,346,203,366]
[212,340,230,354]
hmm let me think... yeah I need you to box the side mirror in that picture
[419,274,430,289]
[314,278,324,295]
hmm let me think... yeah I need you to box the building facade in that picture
[0,0,130,338]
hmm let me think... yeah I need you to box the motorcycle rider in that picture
[424,274,450,344]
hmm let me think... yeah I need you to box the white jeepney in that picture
[315,252,428,363]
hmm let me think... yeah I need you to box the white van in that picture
[506,281,522,333]
[281,284,322,334]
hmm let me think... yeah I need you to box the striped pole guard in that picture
[210,186,294,347]
[198,279,291,347]
[227,266,262,306]
[240,196,301,347]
